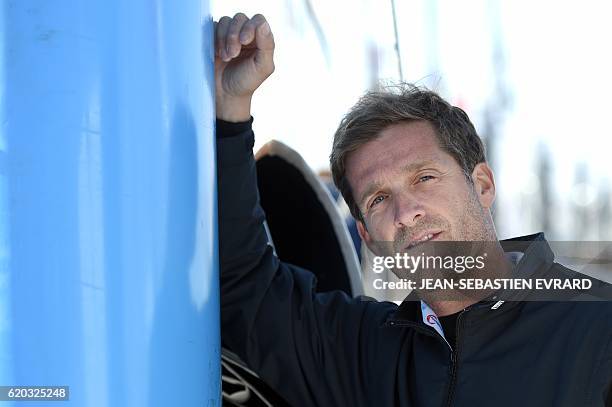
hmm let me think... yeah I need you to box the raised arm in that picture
[215,14,397,406]
[215,13,274,122]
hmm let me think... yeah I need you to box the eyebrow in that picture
[357,159,438,209]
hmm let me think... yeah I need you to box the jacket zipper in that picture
[445,311,465,407]
[388,311,469,406]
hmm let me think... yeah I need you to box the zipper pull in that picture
[491,300,505,310]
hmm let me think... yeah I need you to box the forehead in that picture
[345,121,452,191]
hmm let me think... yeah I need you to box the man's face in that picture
[346,120,497,256]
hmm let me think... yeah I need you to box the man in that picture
[215,13,612,407]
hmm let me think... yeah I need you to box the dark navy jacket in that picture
[217,119,612,407]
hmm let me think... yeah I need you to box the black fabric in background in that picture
[256,155,353,295]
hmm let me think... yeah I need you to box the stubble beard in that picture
[400,187,500,302]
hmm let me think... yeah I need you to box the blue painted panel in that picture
[0,0,219,406]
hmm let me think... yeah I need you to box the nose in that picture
[393,193,425,228]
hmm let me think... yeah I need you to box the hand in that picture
[214,13,275,122]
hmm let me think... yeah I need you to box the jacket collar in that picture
[387,232,554,323]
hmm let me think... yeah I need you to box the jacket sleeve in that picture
[593,330,612,406]
[216,119,396,407]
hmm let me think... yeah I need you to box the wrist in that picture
[216,95,252,123]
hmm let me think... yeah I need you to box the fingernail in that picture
[239,33,248,43]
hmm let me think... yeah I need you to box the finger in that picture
[252,14,275,53]
[238,18,257,46]
[251,15,274,71]
[226,13,249,59]
[216,16,231,61]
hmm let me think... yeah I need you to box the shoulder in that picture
[548,262,612,301]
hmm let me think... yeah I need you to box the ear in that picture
[357,218,384,256]
[471,162,496,209]
[357,219,373,246]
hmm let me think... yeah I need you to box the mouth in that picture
[405,231,443,250]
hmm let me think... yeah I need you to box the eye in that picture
[417,175,435,183]
[370,194,386,208]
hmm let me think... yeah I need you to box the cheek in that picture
[426,191,466,234]
[452,191,486,238]
[367,210,395,240]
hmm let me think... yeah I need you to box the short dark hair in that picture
[330,83,486,222]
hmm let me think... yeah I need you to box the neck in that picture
[419,239,512,317]
[428,299,476,317]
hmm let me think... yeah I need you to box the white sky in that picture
[213,0,612,240]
